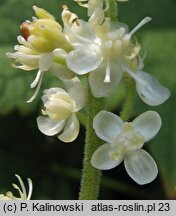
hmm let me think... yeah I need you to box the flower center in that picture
[43,91,75,121]
[98,22,137,82]
[109,123,144,160]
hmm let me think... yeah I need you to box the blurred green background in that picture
[0,0,176,199]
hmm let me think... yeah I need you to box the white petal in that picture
[66,49,102,75]
[135,71,170,106]
[68,82,87,111]
[39,53,53,72]
[62,77,81,91]
[68,20,97,44]
[91,144,123,170]
[7,52,39,69]
[58,114,79,143]
[76,20,97,40]
[89,62,122,98]
[53,48,67,59]
[93,110,124,143]
[43,87,65,95]
[51,63,75,80]
[132,111,162,142]
[124,149,158,185]
[42,88,66,103]
[110,21,129,33]
[37,116,65,136]
[88,7,104,25]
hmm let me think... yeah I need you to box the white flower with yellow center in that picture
[91,110,161,185]
[0,174,33,200]
[64,9,170,105]
[7,6,74,103]
[37,81,86,143]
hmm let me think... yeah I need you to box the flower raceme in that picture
[7,6,73,103]
[37,81,86,143]
[7,5,170,106]
[64,8,170,105]
[91,110,161,185]
[0,175,33,200]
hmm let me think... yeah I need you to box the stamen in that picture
[27,178,33,200]
[104,0,110,11]
[104,59,111,83]
[130,17,152,35]
[123,66,146,85]
[14,45,20,51]
[17,35,33,49]
[32,16,37,21]
[74,0,88,8]
[30,70,42,88]
[12,183,24,199]
[14,174,27,199]
[27,71,43,103]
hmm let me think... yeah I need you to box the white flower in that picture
[75,0,105,25]
[74,0,128,25]
[7,6,73,103]
[91,110,161,185]
[65,13,170,105]
[74,0,128,18]
[0,174,33,200]
[37,80,86,143]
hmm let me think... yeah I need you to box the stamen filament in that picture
[130,17,152,36]
[104,59,111,83]
[27,178,33,200]
[30,70,42,88]
[15,174,27,199]
[104,0,110,11]
[27,71,43,103]
[124,66,146,85]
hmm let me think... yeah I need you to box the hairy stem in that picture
[79,0,118,200]
[52,164,152,199]
[79,85,105,200]
[120,76,136,121]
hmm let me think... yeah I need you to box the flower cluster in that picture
[7,4,170,105]
[7,0,170,186]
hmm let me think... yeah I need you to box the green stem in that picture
[79,85,105,200]
[120,76,136,121]
[105,0,118,20]
[76,112,87,127]
[79,0,119,200]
